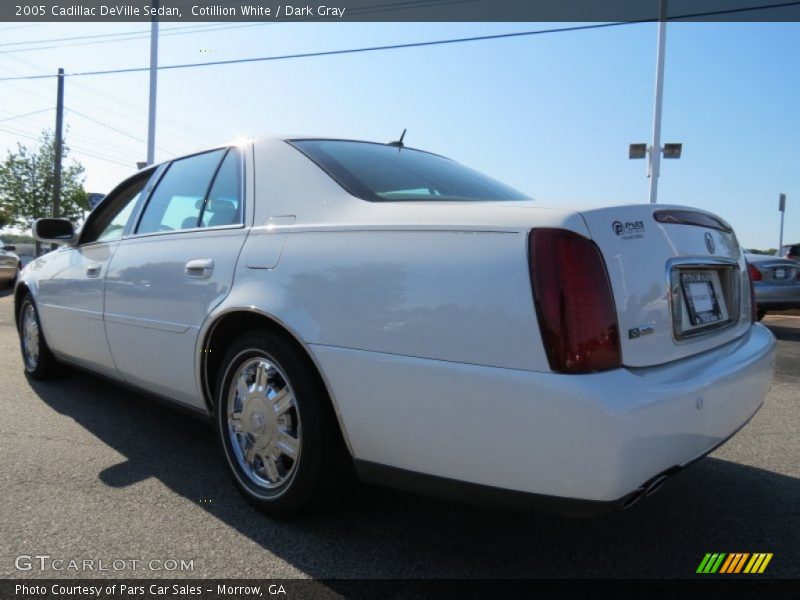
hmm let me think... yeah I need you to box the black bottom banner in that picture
[2,579,797,600]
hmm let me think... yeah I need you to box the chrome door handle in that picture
[86,265,101,278]
[185,258,214,279]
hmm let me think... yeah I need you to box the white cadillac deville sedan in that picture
[16,137,775,516]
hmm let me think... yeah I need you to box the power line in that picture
[0,123,135,168]
[0,108,52,124]
[0,0,470,53]
[66,108,177,155]
[0,21,244,48]
[0,52,222,148]
[0,22,636,82]
[0,112,146,162]
[0,25,42,33]
[2,0,797,83]
[69,147,135,168]
[0,22,274,54]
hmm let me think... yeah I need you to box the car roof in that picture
[141,135,439,172]
[745,252,794,263]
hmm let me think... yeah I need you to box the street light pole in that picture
[649,0,668,204]
[46,67,65,254]
[146,0,159,166]
[52,67,64,220]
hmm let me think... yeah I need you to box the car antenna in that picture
[388,128,407,151]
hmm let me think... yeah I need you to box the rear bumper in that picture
[313,323,776,505]
[355,406,758,517]
[754,282,800,309]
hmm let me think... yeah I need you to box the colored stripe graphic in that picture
[758,554,773,573]
[719,554,736,573]
[745,553,774,574]
[698,553,727,573]
[710,553,726,573]
[703,553,719,573]
[724,553,743,573]
[745,554,761,573]
[734,553,750,573]
[720,553,739,573]
[697,554,712,573]
[697,553,772,574]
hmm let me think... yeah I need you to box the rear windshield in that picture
[289,139,528,203]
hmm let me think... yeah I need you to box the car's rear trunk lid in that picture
[578,204,751,368]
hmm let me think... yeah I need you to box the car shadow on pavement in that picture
[765,321,800,343]
[27,369,800,579]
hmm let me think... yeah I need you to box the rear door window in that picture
[199,149,242,228]
[136,149,226,234]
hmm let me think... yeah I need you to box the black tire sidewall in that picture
[18,296,56,378]
[215,331,332,513]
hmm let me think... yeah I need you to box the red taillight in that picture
[529,229,621,373]
[747,262,759,322]
[748,262,762,282]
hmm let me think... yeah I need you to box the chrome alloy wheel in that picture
[21,303,40,370]
[226,356,302,491]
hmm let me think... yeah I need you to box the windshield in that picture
[289,139,529,203]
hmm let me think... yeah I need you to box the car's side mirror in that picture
[2,245,15,251]
[33,218,77,245]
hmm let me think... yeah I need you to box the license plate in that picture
[774,267,787,280]
[680,271,723,326]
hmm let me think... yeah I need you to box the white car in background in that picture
[0,239,21,286]
[16,137,775,515]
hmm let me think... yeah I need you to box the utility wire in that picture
[0,22,273,54]
[1,0,798,83]
[66,108,178,155]
[0,123,135,167]
[0,52,223,148]
[0,108,53,124]
[0,21,259,48]
[0,22,635,81]
[0,0,472,54]
[0,113,146,163]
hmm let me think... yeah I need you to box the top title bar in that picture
[5,0,800,22]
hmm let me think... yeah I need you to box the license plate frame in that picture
[680,271,724,326]
[773,267,787,280]
[668,259,739,342]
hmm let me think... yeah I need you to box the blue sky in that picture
[0,21,797,248]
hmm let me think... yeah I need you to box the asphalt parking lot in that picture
[0,287,798,580]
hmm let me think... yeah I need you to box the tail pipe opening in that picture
[621,467,681,510]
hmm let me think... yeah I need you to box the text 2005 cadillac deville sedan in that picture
[16,137,775,515]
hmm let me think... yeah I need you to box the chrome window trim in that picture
[120,223,245,242]
[666,256,742,343]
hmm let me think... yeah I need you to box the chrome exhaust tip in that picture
[620,487,645,510]
[644,474,668,497]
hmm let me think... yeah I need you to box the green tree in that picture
[0,130,87,232]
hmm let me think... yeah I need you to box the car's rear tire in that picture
[215,329,344,515]
[757,308,767,321]
[18,295,61,379]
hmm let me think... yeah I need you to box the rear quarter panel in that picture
[231,228,548,371]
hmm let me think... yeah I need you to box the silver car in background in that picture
[781,243,800,262]
[0,239,21,286]
[746,252,800,320]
